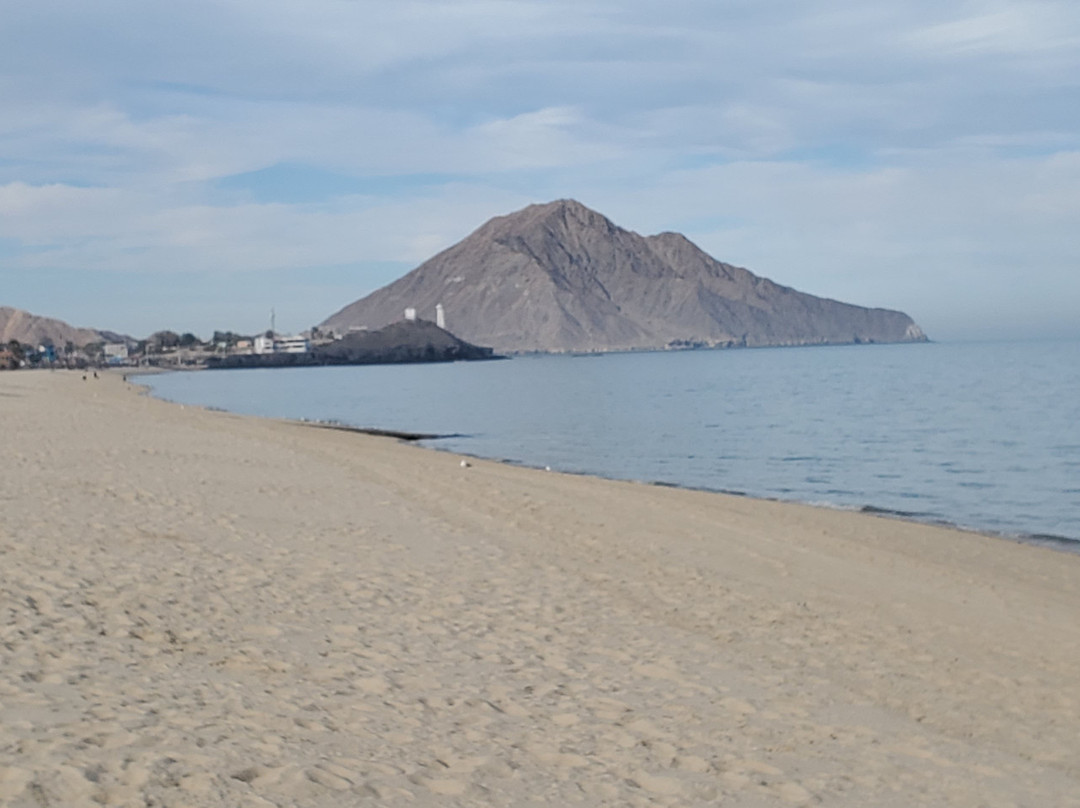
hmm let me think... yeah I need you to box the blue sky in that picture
[2,0,1078,339]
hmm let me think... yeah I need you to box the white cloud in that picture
[0,178,532,274]
[1,0,1079,337]
[601,147,1080,338]
[908,3,1080,56]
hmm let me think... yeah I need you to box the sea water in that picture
[140,339,1080,546]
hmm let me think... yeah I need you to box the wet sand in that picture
[2,370,1078,807]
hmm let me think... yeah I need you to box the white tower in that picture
[435,303,445,329]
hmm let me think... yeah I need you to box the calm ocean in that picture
[141,339,1080,548]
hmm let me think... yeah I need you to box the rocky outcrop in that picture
[316,320,494,365]
[208,320,495,369]
[323,200,927,353]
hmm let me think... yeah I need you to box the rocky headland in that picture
[323,200,927,354]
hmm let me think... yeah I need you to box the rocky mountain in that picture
[323,199,927,354]
[0,307,105,348]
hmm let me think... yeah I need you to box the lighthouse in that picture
[435,303,445,329]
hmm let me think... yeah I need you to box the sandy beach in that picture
[2,370,1078,807]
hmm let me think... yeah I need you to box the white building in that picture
[436,303,445,329]
[275,336,309,354]
[253,334,309,355]
[104,343,129,364]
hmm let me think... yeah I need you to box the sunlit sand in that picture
[2,370,1078,806]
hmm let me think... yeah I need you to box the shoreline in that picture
[425,445,1080,555]
[132,370,1079,555]
[4,369,1080,806]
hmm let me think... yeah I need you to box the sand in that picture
[1,370,1078,807]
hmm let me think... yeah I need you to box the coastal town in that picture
[0,302,491,372]
[0,303,458,371]
[1,328,325,371]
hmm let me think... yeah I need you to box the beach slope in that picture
[1,371,1078,806]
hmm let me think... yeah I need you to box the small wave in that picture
[1020,533,1080,553]
[860,504,934,519]
[647,480,748,497]
[806,500,862,512]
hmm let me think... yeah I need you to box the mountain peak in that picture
[322,202,927,353]
[512,198,595,219]
[481,198,614,238]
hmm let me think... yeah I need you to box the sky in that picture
[2,0,1078,340]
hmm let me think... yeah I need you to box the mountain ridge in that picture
[323,199,927,353]
[0,306,107,348]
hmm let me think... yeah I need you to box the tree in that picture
[148,331,180,352]
[211,331,251,347]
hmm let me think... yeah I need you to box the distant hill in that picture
[322,199,927,354]
[0,307,105,348]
